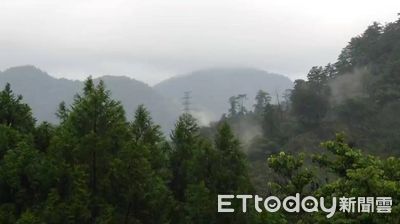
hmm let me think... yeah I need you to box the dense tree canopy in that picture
[1,17,400,224]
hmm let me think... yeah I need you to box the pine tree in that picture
[108,105,173,223]
[0,83,35,133]
[0,142,60,223]
[169,113,218,223]
[53,77,129,223]
[214,122,256,223]
[170,113,200,201]
[130,105,169,176]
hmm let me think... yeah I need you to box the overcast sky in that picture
[0,0,399,85]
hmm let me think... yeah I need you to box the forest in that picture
[1,17,400,223]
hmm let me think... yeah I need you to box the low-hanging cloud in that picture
[329,67,370,104]
[0,0,399,84]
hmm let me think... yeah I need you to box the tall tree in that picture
[253,90,271,115]
[170,113,200,201]
[214,122,256,223]
[290,79,329,128]
[214,122,251,193]
[130,105,169,176]
[228,96,239,117]
[57,77,128,223]
[0,83,35,133]
[108,104,173,223]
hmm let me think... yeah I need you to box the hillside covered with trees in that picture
[0,17,400,223]
[213,16,400,159]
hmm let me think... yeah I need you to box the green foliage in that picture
[2,17,400,223]
[267,152,313,195]
[59,78,129,222]
[268,134,400,223]
[170,113,200,201]
[290,77,329,129]
[214,122,252,194]
[130,104,169,177]
[33,122,55,152]
[0,83,35,133]
[169,116,256,223]
[15,210,41,224]
[184,182,215,224]
[0,81,256,224]
[0,79,176,223]
[0,124,25,159]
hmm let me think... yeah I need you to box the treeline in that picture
[1,16,400,224]
[0,80,257,223]
[2,80,400,223]
[198,16,400,223]
[216,16,400,157]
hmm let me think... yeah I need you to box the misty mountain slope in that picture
[0,66,81,123]
[154,68,293,123]
[95,75,180,130]
[0,65,180,131]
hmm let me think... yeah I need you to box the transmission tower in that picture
[182,91,192,114]
[237,94,247,114]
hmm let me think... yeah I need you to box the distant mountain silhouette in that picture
[0,65,180,131]
[0,66,293,129]
[154,68,293,124]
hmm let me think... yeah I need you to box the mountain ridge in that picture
[0,65,293,129]
[0,65,180,131]
[154,67,293,123]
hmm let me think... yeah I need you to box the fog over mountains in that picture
[155,68,293,124]
[0,66,179,131]
[0,65,293,130]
